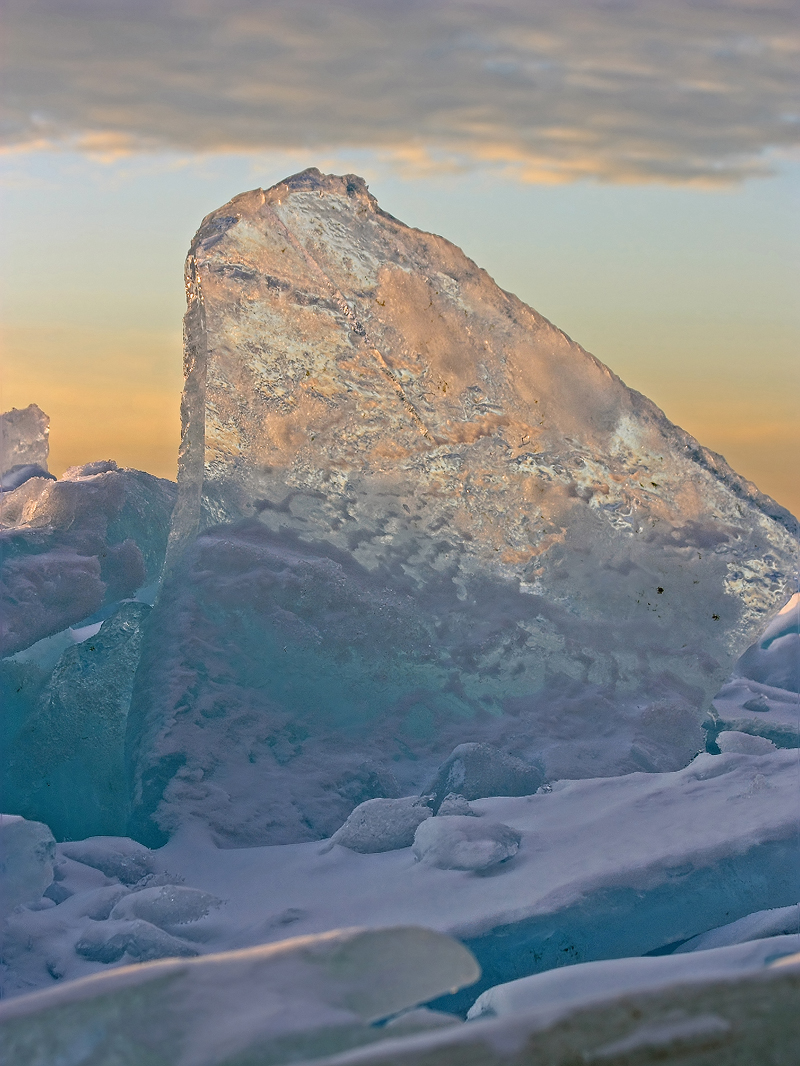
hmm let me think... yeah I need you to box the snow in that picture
[3,748,798,1004]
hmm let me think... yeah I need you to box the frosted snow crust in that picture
[127,168,799,848]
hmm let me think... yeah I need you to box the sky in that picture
[2,0,799,514]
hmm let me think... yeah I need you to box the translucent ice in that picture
[412,815,521,871]
[716,730,776,755]
[0,815,55,918]
[128,169,799,848]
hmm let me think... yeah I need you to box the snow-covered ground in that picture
[3,746,799,1010]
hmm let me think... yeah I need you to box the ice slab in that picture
[128,168,799,847]
[0,405,49,477]
[58,836,156,885]
[0,927,479,1066]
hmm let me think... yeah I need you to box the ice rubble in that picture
[710,591,800,747]
[125,168,799,848]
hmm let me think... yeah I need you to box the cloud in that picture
[4,0,799,183]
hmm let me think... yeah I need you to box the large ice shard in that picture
[128,168,799,847]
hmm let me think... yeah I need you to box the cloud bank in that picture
[4,0,800,183]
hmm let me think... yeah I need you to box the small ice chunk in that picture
[412,816,521,871]
[437,793,479,817]
[327,797,432,853]
[0,815,56,917]
[716,731,777,755]
[59,837,154,885]
[75,918,200,963]
[427,744,543,810]
[110,885,222,930]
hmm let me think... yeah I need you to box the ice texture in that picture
[0,460,176,656]
[127,168,799,848]
[0,815,55,918]
[2,604,151,840]
[412,816,521,871]
[327,797,432,853]
[0,927,480,1066]
[0,405,49,477]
